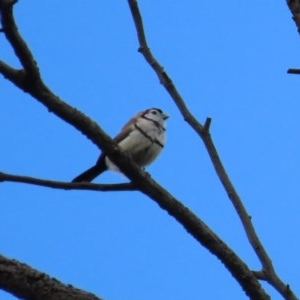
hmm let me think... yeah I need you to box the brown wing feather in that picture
[113,110,146,143]
[72,110,148,182]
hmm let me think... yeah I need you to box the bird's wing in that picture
[113,110,145,143]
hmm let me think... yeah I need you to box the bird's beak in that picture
[162,113,169,120]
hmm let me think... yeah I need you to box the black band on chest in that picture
[134,123,164,148]
[142,116,166,132]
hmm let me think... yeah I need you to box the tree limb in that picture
[287,0,300,36]
[0,0,40,80]
[287,68,300,74]
[0,60,25,84]
[0,171,137,191]
[286,2,300,76]
[0,254,102,300]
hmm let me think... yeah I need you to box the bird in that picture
[72,108,169,182]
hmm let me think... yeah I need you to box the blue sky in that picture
[0,1,299,299]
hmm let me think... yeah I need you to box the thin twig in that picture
[0,171,137,191]
[203,117,212,133]
[127,1,298,300]
[287,68,300,74]
[127,0,204,134]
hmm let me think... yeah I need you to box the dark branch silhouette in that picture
[287,0,300,36]
[0,254,102,300]
[286,1,300,73]
[0,171,138,192]
[287,68,300,74]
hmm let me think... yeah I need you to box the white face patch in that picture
[143,108,167,128]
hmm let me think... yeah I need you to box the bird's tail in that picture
[72,156,107,182]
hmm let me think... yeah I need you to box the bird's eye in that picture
[151,111,157,115]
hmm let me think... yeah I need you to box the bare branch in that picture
[287,0,300,36]
[203,117,212,133]
[253,270,267,281]
[127,1,298,300]
[0,171,137,191]
[0,253,102,300]
[127,0,204,135]
[201,135,275,270]
[287,68,300,74]
[0,60,25,85]
[0,0,40,81]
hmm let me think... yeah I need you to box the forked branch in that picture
[0,0,40,80]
